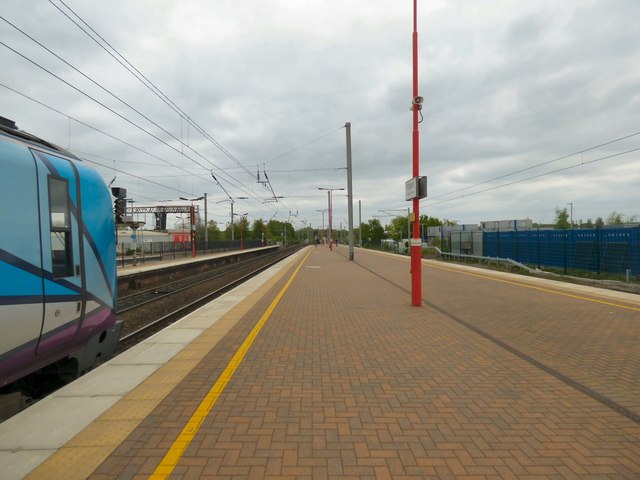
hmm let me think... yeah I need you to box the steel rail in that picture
[117,251,284,314]
[118,247,300,346]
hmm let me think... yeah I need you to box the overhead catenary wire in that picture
[153,166,347,176]
[2,6,345,219]
[0,82,201,178]
[78,151,236,221]
[48,0,256,180]
[424,146,640,208]
[0,40,220,175]
[44,0,418,221]
[80,153,187,195]
[375,135,640,217]
[213,164,348,174]
[0,18,260,202]
[4,3,284,216]
[427,131,640,202]
[0,82,285,218]
[82,152,277,222]
[0,27,280,207]
[0,16,196,154]
[37,2,301,214]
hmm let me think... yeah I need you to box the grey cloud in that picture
[1,0,638,226]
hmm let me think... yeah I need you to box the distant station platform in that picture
[116,245,279,277]
[115,245,280,296]
[1,245,639,479]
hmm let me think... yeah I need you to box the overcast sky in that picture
[2,0,639,231]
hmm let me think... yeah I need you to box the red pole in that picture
[410,0,422,306]
[190,203,196,257]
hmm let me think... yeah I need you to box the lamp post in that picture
[316,209,327,245]
[233,212,248,249]
[184,193,208,251]
[318,187,344,251]
[409,0,422,306]
[567,202,573,229]
[180,196,204,257]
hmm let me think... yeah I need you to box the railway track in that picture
[118,249,288,312]
[116,245,302,351]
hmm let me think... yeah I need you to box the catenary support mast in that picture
[410,0,422,306]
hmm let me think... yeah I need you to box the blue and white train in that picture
[0,117,121,390]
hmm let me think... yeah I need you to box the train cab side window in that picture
[48,176,73,278]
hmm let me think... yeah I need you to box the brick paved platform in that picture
[23,246,640,478]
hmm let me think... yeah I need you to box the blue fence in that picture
[483,227,640,276]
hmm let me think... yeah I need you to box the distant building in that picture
[426,224,480,238]
[425,219,533,255]
[480,219,533,231]
[116,228,172,247]
[169,230,191,243]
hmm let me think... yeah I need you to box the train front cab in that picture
[0,133,122,387]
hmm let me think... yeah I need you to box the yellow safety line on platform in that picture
[149,248,312,479]
[428,262,640,312]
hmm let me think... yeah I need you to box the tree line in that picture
[195,217,295,244]
[552,208,637,230]
[189,207,638,245]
